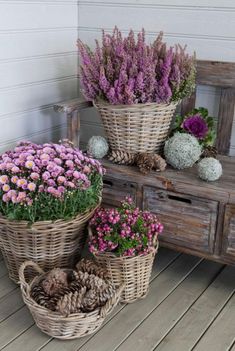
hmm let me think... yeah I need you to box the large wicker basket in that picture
[0,201,100,283]
[19,261,124,339]
[89,227,158,303]
[94,101,178,153]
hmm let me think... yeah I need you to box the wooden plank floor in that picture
[0,248,234,351]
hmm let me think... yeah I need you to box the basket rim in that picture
[0,196,101,227]
[94,100,179,110]
[93,244,158,261]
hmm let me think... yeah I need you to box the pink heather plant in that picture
[89,197,163,257]
[78,27,196,105]
[0,141,105,222]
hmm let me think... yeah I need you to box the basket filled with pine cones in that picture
[19,259,124,339]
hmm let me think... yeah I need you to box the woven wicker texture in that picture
[0,201,100,283]
[19,261,124,339]
[95,101,177,153]
[90,225,158,303]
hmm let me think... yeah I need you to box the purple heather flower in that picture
[182,114,208,139]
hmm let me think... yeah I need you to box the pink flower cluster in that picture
[89,197,163,257]
[0,141,105,206]
[78,27,196,105]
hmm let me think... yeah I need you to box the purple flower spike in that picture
[182,114,208,139]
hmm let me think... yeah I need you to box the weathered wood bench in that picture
[54,60,235,265]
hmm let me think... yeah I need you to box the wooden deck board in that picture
[116,260,223,351]
[0,289,25,323]
[0,248,234,351]
[193,291,235,351]
[156,265,235,351]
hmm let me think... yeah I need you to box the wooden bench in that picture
[54,59,235,265]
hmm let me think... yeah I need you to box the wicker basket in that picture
[0,201,100,283]
[19,261,124,339]
[94,101,178,153]
[89,228,158,303]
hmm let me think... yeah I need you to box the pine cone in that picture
[201,146,218,159]
[48,280,83,311]
[30,284,51,309]
[41,268,68,296]
[136,153,155,174]
[81,288,99,312]
[108,149,136,165]
[76,259,108,280]
[96,284,116,306]
[153,154,167,172]
[56,287,87,316]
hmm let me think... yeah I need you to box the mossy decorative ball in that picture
[87,136,109,159]
[164,132,202,170]
[198,157,222,181]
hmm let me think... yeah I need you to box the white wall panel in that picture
[0,54,77,89]
[0,30,77,61]
[0,3,77,31]
[0,124,67,153]
[0,1,78,150]
[79,4,235,39]
[0,78,77,117]
[0,108,66,147]
[80,0,235,7]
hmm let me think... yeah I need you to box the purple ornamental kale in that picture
[182,114,208,139]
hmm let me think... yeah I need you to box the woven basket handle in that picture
[19,261,45,293]
[100,283,125,318]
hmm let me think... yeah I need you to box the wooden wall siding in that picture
[78,0,235,155]
[0,0,78,151]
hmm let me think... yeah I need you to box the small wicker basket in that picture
[89,228,158,303]
[0,200,100,283]
[94,101,178,153]
[19,261,124,339]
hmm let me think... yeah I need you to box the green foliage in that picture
[0,173,103,223]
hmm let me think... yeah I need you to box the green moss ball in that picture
[198,157,222,181]
[164,132,202,170]
[87,136,109,159]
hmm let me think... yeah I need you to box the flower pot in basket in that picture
[78,27,196,154]
[94,101,178,153]
[19,261,124,339]
[88,197,163,303]
[0,205,100,283]
[93,243,158,303]
[0,141,105,283]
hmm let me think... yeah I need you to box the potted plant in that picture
[88,197,163,303]
[78,26,196,153]
[172,107,216,149]
[0,140,105,282]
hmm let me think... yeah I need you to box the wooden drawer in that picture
[102,177,137,208]
[143,186,218,254]
[222,205,235,260]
